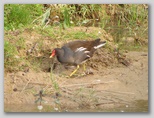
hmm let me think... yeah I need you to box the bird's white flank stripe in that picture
[84,51,90,53]
[94,43,106,49]
[75,47,87,52]
[87,55,90,57]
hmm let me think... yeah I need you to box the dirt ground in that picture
[4,27,148,112]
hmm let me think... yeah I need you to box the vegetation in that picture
[4,4,148,72]
[4,4,43,30]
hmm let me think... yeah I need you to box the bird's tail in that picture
[94,39,106,49]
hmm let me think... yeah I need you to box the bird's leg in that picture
[70,65,80,77]
[83,63,86,71]
[81,63,87,75]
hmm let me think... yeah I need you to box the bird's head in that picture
[50,49,56,58]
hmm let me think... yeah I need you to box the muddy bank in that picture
[4,50,148,112]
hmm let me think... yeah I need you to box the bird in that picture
[50,38,106,77]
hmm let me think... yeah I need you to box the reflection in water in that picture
[104,100,148,112]
[4,99,148,112]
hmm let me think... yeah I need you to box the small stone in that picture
[54,107,58,111]
[65,110,68,112]
[13,88,17,92]
[14,55,20,59]
[121,110,124,112]
[37,105,43,110]
[96,80,101,82]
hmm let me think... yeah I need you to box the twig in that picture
[20,79,31,93]
[100,90,135,95]
[96,102,125,106]
[29,80,114,90]
[60,87,73,95]
[61,81,115,88]
[29,82,52,87]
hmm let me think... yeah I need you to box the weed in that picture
[4,40,19,72]
[15,37,26,50]
[62,7,71,28]
[50,62,59,92]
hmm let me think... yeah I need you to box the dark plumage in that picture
[50,38,106,76]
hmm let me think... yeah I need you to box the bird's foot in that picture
[68,73,85,78]
[62,73,78,78]
[85,71,94,75]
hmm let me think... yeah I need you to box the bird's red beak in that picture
[50,50,56,58]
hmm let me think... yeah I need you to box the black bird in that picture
[50,38,106,77]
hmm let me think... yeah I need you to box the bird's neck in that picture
[55,48,64,62]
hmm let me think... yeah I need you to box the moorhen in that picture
[50,38,106,77]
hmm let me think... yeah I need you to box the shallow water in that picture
[4,99,148,112]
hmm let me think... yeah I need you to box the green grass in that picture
[117,42,147,52]
[4,40,19,72]
[16,37,26,49]
[4,4,43,30]
[63,31,98,40]
[50,64,59,92]
[35,25,98,41]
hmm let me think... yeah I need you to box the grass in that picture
[4,4,43,30]
[4,40,18,71]
[35,25,99,41]
[118,43,148,52]
[63,30,98,39]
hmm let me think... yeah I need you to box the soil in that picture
[4,27,148,112]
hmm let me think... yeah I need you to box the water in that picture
[4,99,148,112]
